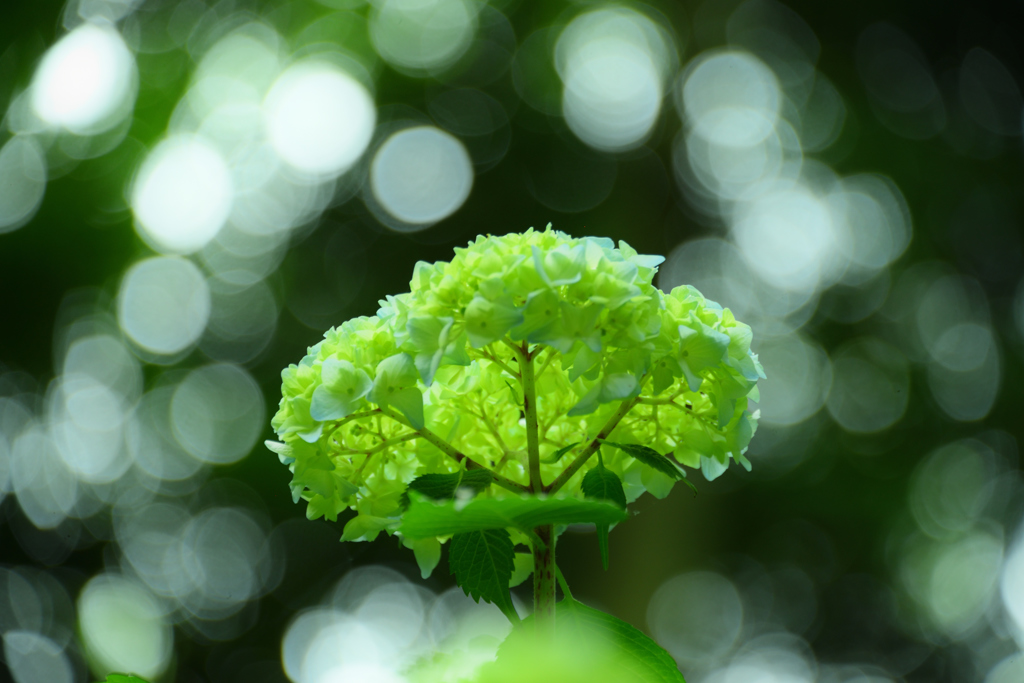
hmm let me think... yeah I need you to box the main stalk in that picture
[515,342,556,628]
[532,524,556,629]
[519,343,542,492]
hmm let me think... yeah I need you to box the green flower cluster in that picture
[269,227,763,546]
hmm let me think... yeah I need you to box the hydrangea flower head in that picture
[269,227,763,547]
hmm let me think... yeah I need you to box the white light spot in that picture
[132,135,233,254]
[177,507,271,618]
[648,572,743,668]
[78,575,172,680]
[926,343,1000,423]
[118,256,211,356]
[756,333,832,426]
[264,62,376,177]
[126,388,205,482]
[370,0,478,73]
[170,364,264,465]
[732,184,840,294]
[682,51,781,146]
[556,8,673,152]
[30,23,136,135]
[828,174,911,278]
[910,440,998,540]
[2,631,72,683]
[0,136,47,233]
[370,126,473,228]
[987,654,1024,683]
[927,531,1003,638]
[660,238,758,322]
[11,424,78,529]
[63,333,142,403]
[115,500,191,597]
[317,663,407,683]
[50,374,132,484]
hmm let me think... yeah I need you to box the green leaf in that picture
[541,442,579,464]
[399,493,628,539]
[100,676,150,683]
[449,529,519,623]
[557,600,685,683]
[401,468,494,508]
[505,380,522,406]
[403,536,442,579]
[388,386,425,430]
[509,551,534,587]
[490,600,685,683]
[581,465,627,570]
[601,441,686,481]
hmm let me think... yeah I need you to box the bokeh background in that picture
[2,0,1024,681]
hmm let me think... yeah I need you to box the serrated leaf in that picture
[400,468,494,508]
[491,600,685,683]
[581,465,627,570]
[541,441,580,464]
[601,441,686,481]
[101,676,150,683]
[450,529,518,623]
[400,493,628,539]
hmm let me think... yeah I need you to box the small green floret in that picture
[269,227,763,555]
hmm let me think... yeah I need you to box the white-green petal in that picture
[532,244,585,287]
[464,295,523,348]
[700,455,728,481]
[388,386,425,430]
[404,536,442,579]
[678,322,730,372]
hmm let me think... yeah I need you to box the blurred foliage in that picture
[1,0,1024,682]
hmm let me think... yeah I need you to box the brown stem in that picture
[532,524,556,631]
[376,404,529,494]
[544,395,641,494]
[517,343,543,492]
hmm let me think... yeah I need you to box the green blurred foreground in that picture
[2,0,1024,682]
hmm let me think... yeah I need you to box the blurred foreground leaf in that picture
[400,493,628,539]
[100,676,149,683]
[484,598,685,683]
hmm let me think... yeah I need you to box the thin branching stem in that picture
[545,391,644,494]
[471,347,520,379]
[376,404,529,494]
